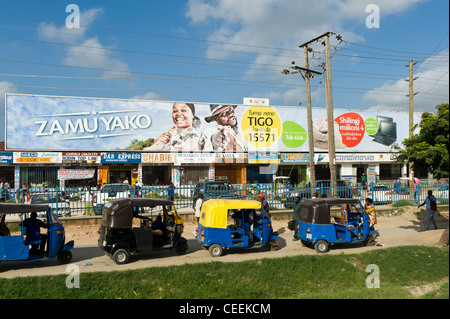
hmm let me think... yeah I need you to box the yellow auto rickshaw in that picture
[195,199,278,257]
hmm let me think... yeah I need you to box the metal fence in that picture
[1,181,448,217]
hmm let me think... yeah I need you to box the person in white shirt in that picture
[418,190,438,231]
[193,193,204,236]
[84,186,95,216]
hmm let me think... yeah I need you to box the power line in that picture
[0,24,304,60]
[0,15,301,53]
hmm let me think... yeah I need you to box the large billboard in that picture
[5,93,421,152]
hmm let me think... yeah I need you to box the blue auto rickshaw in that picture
[297,198,377,253]
[0,203,74,264]
[196,199,278,257]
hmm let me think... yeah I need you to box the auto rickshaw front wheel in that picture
[208,244,223,257]
[57,250,73,264]
[314,240,329,253]
[112,248,130,265]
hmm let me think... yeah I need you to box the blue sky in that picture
[0,0,448,141]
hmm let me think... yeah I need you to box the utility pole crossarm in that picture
[298,32,333,48]
[291,65,322,76]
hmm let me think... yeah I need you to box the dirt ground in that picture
[1,206,448,279]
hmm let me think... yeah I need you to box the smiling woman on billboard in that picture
[145,102,212,152]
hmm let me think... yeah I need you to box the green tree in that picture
[391,103,449,179]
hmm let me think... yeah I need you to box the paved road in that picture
[1,208,447,279]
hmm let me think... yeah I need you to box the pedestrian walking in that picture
[418,190,438,231]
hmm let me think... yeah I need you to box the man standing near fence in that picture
[292,196,301,241]
[418,190,438,231]
[193,193,203,237]
[84,186,95,216]
[167,182,175,201]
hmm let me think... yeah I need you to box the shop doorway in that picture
[108,165,133,184]
[142,166,171,185]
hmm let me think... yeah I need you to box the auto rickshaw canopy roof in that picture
[200,199,262,229]
[101,198,174,228]
[299,198,361,225]
[0,203,49,215]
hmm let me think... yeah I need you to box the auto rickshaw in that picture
[196,199,278,257]
[98,198,188,264]
[297,198,377,253]
[0,203,74,264]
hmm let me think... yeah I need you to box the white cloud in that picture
[364,51,449,112]
[63,37,131,78]
[185,0,426,60]
[37,7,104,44]
[37,7,131,78]
[185,0,432,108]
[131,92,164,101]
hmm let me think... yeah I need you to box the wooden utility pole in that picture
[324,33,337,189]
[297,32,333,189]
[303,45,316,188]
[406,60,418,198]
[282,61,321,190]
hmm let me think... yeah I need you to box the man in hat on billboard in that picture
[205,104,247,152]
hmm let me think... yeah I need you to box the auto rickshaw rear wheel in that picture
[314,240,329,253]
[57,250,72,264]
[112,248,130,265]
[208,244,223,257]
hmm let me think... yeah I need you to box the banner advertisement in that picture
[57,169,95,180]
[6,94,421,153]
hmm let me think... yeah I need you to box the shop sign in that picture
[215,152,247,163]
[141,153,177,163]
[175,153,215,164]
[243,97,270,106]
[314,153,396,163]
[62,152,100,164]
[280,153,309,163]
[101,152,141,163]
[57,168,95,180]
[248,152,279,164]
[0,152,13,163]
[13,152,62,163]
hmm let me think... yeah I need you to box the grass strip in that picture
[0,246,448,299]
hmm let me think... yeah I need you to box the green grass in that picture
[0,246,448,299]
